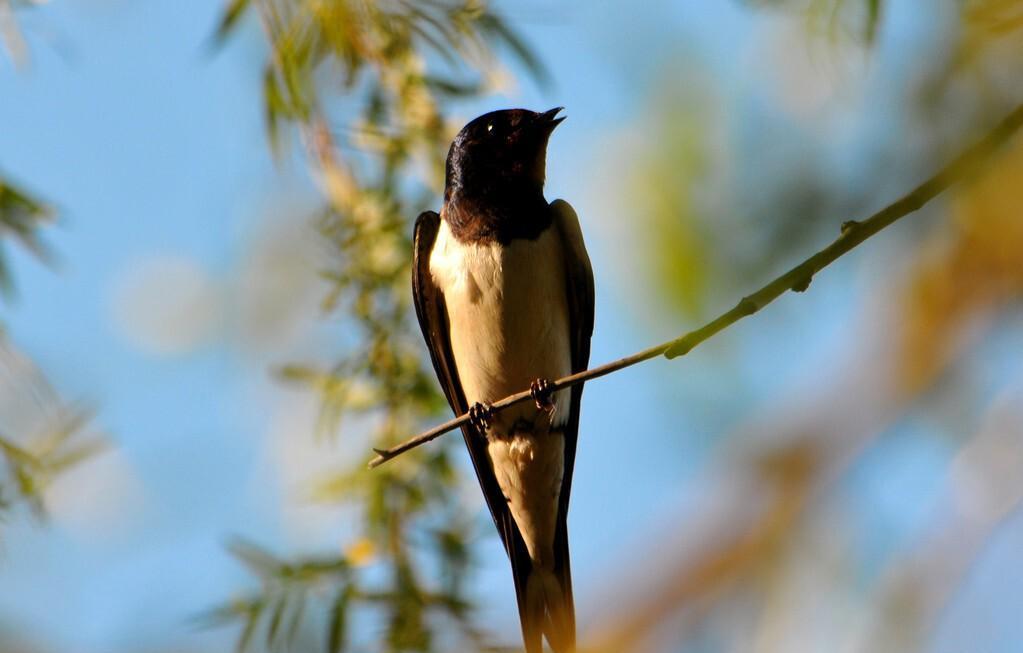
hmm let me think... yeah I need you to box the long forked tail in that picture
[520,565,575,653]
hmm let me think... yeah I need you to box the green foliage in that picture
[742,0,885,44]
[636,0,1023,322]
[0,176,53,299]
[0,5,105,527]
[0,340,107,521]
[200,539,353,652]
[213,0,547,153]
[0,408,105,517]
[211,1,543,650]
[627,83,716,318]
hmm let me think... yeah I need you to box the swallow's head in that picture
[445,107,564,198]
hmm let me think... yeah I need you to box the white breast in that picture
[429,221,573,422]
[429,219,572,567]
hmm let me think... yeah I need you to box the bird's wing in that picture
[548,198,595,640]
[411,210,536,617]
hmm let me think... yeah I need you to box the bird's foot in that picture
[468,402,494,434]
[530,378,555,413]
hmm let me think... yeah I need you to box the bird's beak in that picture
[539,107,566,134]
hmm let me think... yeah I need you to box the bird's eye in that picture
[486,123,494,133]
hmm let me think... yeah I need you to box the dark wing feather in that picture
[411,211,537,632]
[549,199,595,646]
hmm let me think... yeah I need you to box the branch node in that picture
[791,274,813,293]
[664,337,694,359]
[368,451,391,469]
[737,296,760,316]
[840,220,860,234]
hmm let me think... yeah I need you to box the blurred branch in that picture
[592,445,818,653]
[369,101,1023,468]
[862,391,1023,651]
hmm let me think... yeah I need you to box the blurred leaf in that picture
[196,595,267,653]
[287,592,307,644]
[326,586,352,653]
[897,137,1023,392]
[475,13,551,88]
[865,0,881,43]
[954,0,1023,72]
[0,349,107,521]
[213,0,252,44]
[0,175,54,299]
[267,594,287,649]
[345,537,376,567]
[228,538,287,578]
[263,64,288,152]
[211,1,545,651]
[237,599,263,653]
[742,0,884,45]
[626,81,716,318]
[422,75,484,97]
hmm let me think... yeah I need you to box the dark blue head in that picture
[444,107,564,200]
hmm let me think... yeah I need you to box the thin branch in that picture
[369,101,1023,469]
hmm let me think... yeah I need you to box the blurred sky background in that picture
[1,1,1022,652]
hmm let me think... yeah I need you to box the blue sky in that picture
[1,1,1021,652]
[0,2,710,648]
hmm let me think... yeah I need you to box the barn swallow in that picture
[412,107,593,653]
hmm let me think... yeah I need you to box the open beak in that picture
[539,106,566,133]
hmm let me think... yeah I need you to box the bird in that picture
[411,107,593,653]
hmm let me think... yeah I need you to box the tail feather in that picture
[522,567,575,653]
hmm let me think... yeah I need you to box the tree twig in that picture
[368,101,1023,469]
